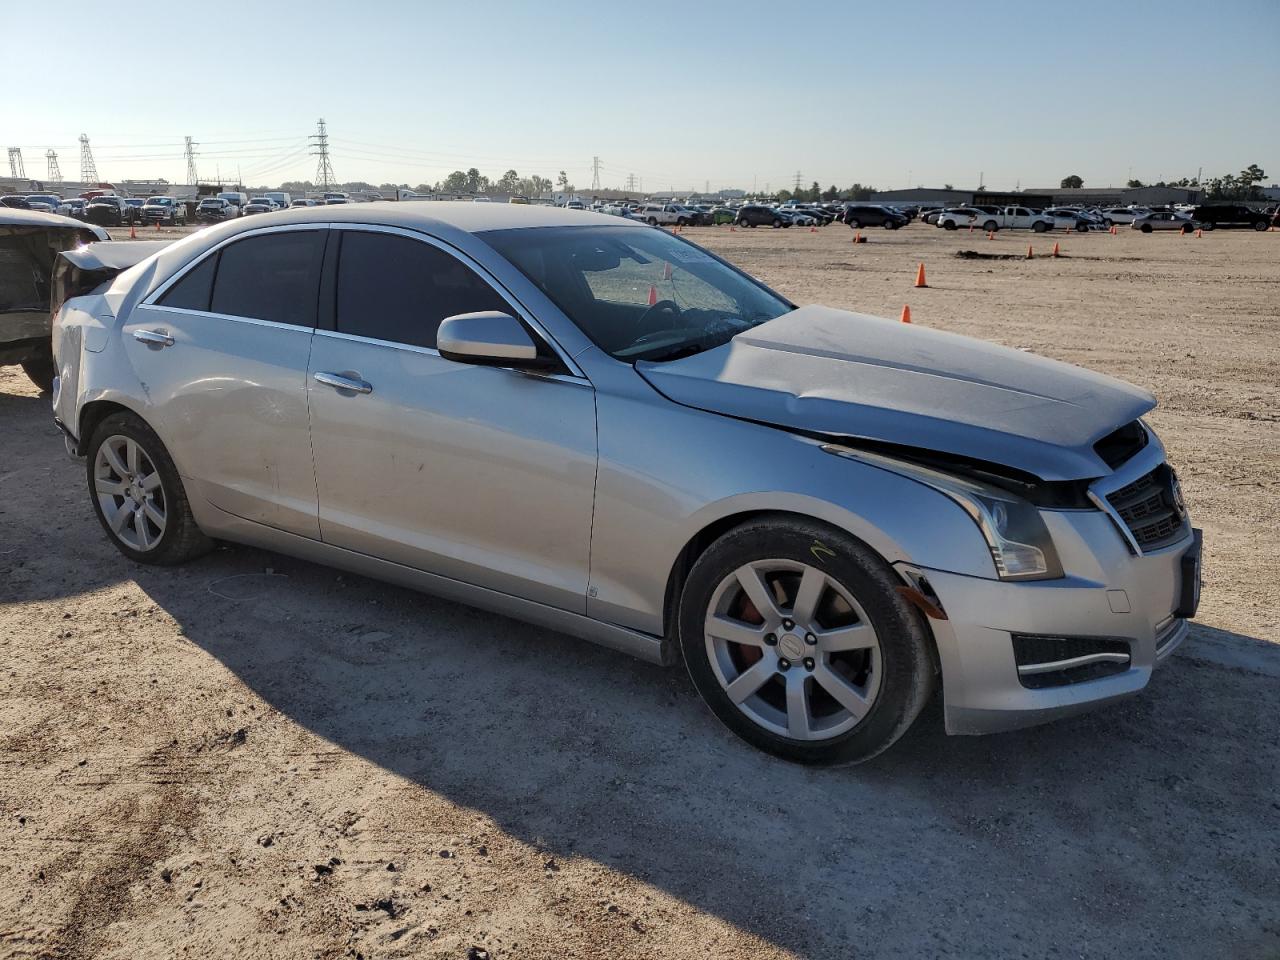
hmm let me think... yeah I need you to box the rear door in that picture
[124,225,326,537]
[305,225,597,613]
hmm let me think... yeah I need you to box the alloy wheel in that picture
[704,559,882,741]
[93,434,167,551]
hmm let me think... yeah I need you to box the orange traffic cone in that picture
[647,285,658,306]
[128,222,137,239]
[968,224,973,234]
[1110,224,1117,235]
[914,263,928,288]
[1052,241,1060,258]
[662,261,672,280]
[987,230,994,240]
[900,304,912,324]
[154,219,161,231]
[730,225,736,232]
[809,225,817,233]
[1026,244,1034,259]
[1196,228,1203,238]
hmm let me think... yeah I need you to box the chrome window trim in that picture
[311,328,590,387]
[138,304,316,334]
[142,221,332,308]
[327,222,585,379]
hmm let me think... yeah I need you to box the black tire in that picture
[677,217,689,226]
[737,218,749,227]
[847,218,861,229]
[1076,221,1089,232]
[677,517,936,766]
[943,221,956,230]
[1141,224,1153,233]
[1181,224,1194,234]
[20,348,55,392]
[1253,220,1268,231]
[772,218,782,228]
[983,220,998,233]
[647,217,657,226]
[1032,221,1048,233]
[1201,222,1215,231]
[887,221,900,230]
[86,411,213,566]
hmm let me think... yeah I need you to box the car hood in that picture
[636,305,1155,481]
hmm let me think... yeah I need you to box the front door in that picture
[306,226,597,613]
[124,225,326,538]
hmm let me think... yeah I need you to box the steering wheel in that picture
[637,298,681,329]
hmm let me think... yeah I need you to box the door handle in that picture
[133,329,175,347]
[313,371,373,394]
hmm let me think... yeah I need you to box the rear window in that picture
[209,231,326,326]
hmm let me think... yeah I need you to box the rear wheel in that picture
[1032,221,1048,233]
[772,218,782,228]
[647,217,657,226]
[1076,221,1089,232]
[847,218,861,229]
[1253,220,1268,231]
[20,348,55,393]
[942,220,956,230]
[86,412,212,565]
[1202,222,1215,231]
[1141,224,1153,233]
[983,220,998,233]
[678,517,935,765]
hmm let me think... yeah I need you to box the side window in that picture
[158,253,217,311]
[209,230,325,326]
[335,231,514,349]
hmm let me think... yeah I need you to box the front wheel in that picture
[86,412,212,565]
[678,517,935,765]
[847,218,860,229]
[1253,220,1268,231]
[983,220,998,233]
[1076,221,1089,232]
[942,221,956,230]
[1032,221,1048,233]
[1141,224,1153,233]
[772,218,782,228]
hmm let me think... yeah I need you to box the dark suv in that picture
[1188,204,1271,231]
[735,204,791,228]
[842,203,908,229]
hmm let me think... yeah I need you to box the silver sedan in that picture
[50,204,1201,764]
[1132,211,1196,233]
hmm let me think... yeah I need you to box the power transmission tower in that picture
[310,118,335,190]
[793,170,802,193]
[184,136,198,184]
[79,134,98,182]
[625,173,637,193]
[7,148,25,178]
[590,156,601,192]
[46,149,61,183]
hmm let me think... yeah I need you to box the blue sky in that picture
[8,0,1278,190]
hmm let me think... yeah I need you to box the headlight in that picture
[823,445,1064,581]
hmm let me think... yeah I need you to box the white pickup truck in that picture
[936,205,1053,233]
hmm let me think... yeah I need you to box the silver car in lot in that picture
[1132,211,1196,233]
[49,204,1202,764]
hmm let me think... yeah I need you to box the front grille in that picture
[1105,464,1189,552]
[1012,634,1131,689]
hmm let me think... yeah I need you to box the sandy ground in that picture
[1,220,1278,960]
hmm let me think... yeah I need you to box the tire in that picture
[1201,222,1215,231]
[1141,224,1153,233]
[677,217,689,226]
[737,218,749,227]
[647,217,657,226]
[1253,220,1268,231]
[1076,222,1089,233]
[677,517,936,766]
[1103,218,1113,227]
[1181,224,1195,234]
[1032,221,1048,233]
[983,220,998,233]
[772,219,782,228]
[847,218,860,229]
[20,349,55,392]
[942,220,956,230]
[86,411,212,566]
[887,221,900,230]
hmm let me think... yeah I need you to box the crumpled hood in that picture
[636,305,1155,481]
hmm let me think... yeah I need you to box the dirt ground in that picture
[1,220,1278,960]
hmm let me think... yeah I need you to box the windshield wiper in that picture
[638,342,708,363]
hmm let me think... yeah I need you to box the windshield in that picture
[483,225,792,362]
[146,197,170,205]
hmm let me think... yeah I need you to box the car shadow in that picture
[4,378,1278,957]
[123,544,1279,958]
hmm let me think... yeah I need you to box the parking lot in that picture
[2,221,1277,959]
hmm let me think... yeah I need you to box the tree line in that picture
[1063,164,1269,199]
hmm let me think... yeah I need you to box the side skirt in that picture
[198,505,670,666]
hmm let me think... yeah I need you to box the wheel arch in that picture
[77,396,147,456]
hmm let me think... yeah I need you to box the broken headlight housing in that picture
[823,445,1064,581]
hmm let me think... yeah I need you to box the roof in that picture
[0,207,110,240]
[229,200,641,234]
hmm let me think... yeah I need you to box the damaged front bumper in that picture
[900,509,1201,735]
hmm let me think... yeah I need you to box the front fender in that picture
[586,391,994,636]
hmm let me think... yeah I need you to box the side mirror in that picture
[437,311,555,369]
